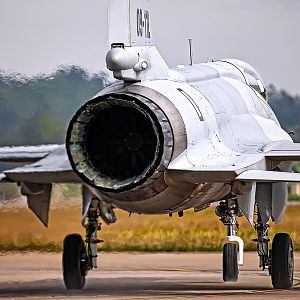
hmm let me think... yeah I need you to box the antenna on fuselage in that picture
[188,38,193,65]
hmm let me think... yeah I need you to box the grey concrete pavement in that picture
[0,252,299,299]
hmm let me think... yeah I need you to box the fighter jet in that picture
[1,0,300,290]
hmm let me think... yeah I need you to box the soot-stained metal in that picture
[66,93,173,192]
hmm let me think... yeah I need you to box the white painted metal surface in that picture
[108,0,153,47]
[237,182,256,225]
[227,235,244,266]
[0,144,60,161]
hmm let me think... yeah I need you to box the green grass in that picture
[294,162,300,173]
[289,194,300,201]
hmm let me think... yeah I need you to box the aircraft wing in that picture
[2,141,299,184]
[0,144,80,184]
[167,141,300,184]
[167,151,264,183]
[166,141,300,225]
[264,141,300,161]
[0,144,60,163]
[0,145,81,226]
[236,170,300,182]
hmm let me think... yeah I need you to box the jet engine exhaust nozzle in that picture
[66,93,173,192]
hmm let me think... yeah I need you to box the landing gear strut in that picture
[216,199,244,282]
[62,199,102,290]
[253,209,294,289]
[253,212,271,273]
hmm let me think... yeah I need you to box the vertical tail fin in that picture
[106,0,169,81]
[108,0,153,47]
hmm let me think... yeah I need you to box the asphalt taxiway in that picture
[0,252,299,299]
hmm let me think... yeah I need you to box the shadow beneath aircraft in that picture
[0,275,274,298]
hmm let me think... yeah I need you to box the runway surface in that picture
[0,252,299,299]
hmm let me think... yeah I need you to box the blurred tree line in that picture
[0,66,107,146]
[0,67,299,147]
[267,84,300,142]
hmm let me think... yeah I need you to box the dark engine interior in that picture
[85,105,158,180]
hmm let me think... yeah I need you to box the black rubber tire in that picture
[62,234,87,290]
[271,233,294,289]
[223,243,238,282]
[268,250,272,276]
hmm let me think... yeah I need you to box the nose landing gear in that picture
[216,199,244,282]
[223,242,238,282]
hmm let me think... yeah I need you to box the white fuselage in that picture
[92,59,291,214]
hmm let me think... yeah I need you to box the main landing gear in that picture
[253,209,294,289]
[62,199,103,290]
[216,200,294,289]
[271,233,294,289]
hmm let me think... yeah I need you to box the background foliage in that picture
[0,67,299,147]
[0,66,107,146]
